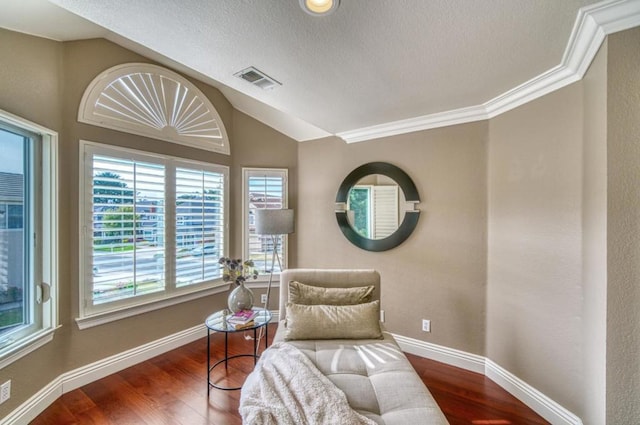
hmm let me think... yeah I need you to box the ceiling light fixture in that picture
[299,0,340,16]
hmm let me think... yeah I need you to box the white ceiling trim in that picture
[338,0,640,144]
[336,105,488,144]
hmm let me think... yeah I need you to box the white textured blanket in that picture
[239,342,377,425]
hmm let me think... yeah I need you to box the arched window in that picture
[79,63,230,155]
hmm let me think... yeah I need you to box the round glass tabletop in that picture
[205,307,271,333]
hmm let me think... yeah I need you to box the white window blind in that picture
[242,168,288,275]
[175,167,225,287]
[78,63,230,155]
[91,155,166,305]
[81,141,228,318]
[372,185,399,239]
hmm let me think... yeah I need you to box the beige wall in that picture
[297,124,488,354]
[485,30,634,423]
[488,82,585,413]
[606,27,640,424]
[0,31,297,416]
[0,28,62,131]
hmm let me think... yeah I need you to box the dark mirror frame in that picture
[335,162,420,251]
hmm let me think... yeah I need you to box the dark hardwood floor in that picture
[32,324,549,424]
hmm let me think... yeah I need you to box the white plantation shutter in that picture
[81,142,229,317]
[243,169,288,274]
[372,185,398,239]
[91,155,166,305]
[175,166,225,286]
[79,63,230,155]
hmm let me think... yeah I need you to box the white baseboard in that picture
[62,324,207,393]
[485,359,583,425]
[1,310,281,425]
[1,377,64,425]
[393,333,486,374]
[1,323,207,425]
[3,320,579,425]
[393,333,583,425]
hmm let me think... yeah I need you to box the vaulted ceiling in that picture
[2,0,639,143]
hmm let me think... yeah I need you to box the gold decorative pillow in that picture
[288,281,374,305]
[284,300,383,340]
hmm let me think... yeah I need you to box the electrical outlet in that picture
[380,310,385,323]
[0,380,10,404]
[422,319,431,333]
[261,294,268,304]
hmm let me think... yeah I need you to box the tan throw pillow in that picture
[288,281,375,305]
[284,300,383,340]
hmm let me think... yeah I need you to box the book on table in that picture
[227,309,257,325]
[230,320,255,331]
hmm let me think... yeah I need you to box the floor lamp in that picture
[254,208,295,310]
[254,209,294,350]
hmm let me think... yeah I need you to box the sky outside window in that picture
[0,130,24,174]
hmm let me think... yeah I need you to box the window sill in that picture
[76,284,229,330]
[0,326,59,370]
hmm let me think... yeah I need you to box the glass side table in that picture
[205,307,272,393]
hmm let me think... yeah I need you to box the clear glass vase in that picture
[227,281,254,312]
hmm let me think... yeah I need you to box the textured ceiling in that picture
[0,0,626,142]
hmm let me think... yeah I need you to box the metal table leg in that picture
[224,331,228,370]
[253,328,257,365]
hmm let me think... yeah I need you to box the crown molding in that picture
[338,0,640,144]
[337,105,488,144]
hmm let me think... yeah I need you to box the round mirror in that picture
[335,162,420,251]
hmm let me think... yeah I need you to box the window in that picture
[80,141,228,320]
[242,168,288,276]
[0,111,57,367]
[348,186,372,238]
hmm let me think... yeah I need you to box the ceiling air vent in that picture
[234,66,282,90]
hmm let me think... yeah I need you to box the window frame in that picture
[0,108,58,369]
[242,168,289,282]
[78,141,229,327]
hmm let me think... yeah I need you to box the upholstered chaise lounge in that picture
[240,269,449,425]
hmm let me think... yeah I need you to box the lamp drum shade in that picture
[254,209,295,235]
